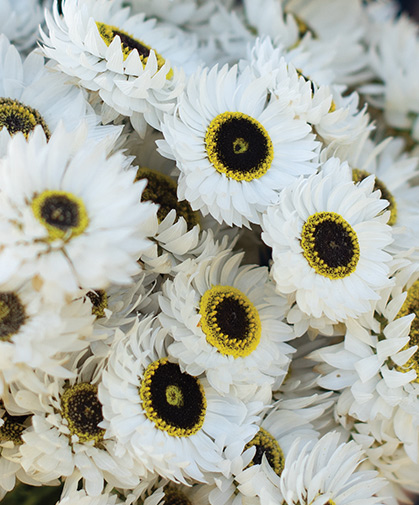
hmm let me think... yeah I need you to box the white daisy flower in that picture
[207,397,323,505]
[262,157,393,325]
[0,0,45,53]
[0,123,158,300]
[0,281,95,392]
[315,88,372,161]
[237,406,322,505]
[159,63,319,227]
[41,0,186,136]
[158,250,295,400]
[347,137,419,258]
[280,431,385,505]
[99,315,261,484]
[244,37,334,117]
[0,34,120,154]
[16,358,139,496]
[309,277,419,463]
[360,13,419,141]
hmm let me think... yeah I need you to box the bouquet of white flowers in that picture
[0,1,419,505]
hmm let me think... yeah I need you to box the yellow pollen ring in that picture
[95,22,173,79]
[301,211,360,279]
[60,383,105,444]
[0,300,10,321]
[205,111,274,182]
[352,168,397,226]
[199,285,261,358]
[0,98,50,139]
[31,190,89,242]
[245,427,285,476]
[394,280,419,381]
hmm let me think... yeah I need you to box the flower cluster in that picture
[0,1,419,505]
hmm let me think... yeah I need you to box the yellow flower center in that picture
[31,190,89,242]
[86,290,108,318]
[163,486,192,505]
[0,293,26,342]
[245,427,285,476]
[352,169,397,226]
[394,280,419,381]
[140,358,206,437]
[136,167,199,229]
[301,212,360,279]
[205,112,274,182]
[61,383,105,444]
[199,285,261,358]
[0,98,50,139]
[293,14,317,40]
[96,22,173,78]
[0,413,28,445]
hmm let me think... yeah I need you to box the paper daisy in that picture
[347,137,419,257]
[0,123,158,300]
[360,12,419,141]
[262,157,393,325]
[0,34,119,155]
[309,276,419,463]
[17,359,139,496]
[245,37,334,117]
[280,432,385,505]
[158,63,319,227]
[212,402,322,505]
[99,316,261,484]
[41,0,186,136]
[158,250,295,399]
[0,282,95,392]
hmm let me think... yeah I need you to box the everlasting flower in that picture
[0,123,158,300]
[262,157,393,326]
[280,432,385,505]
[99,316,261,483]
[41,0,186,136]
[159,63,319,227]
[159,250,295,399]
